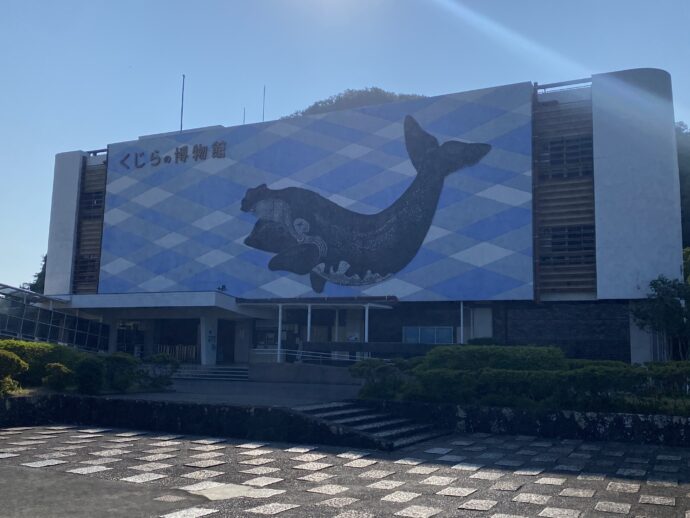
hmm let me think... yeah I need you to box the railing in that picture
[251,348,369,365]
[156,344,198,363]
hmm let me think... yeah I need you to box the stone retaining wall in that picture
[0,394,378,449]
[363,399,690,447]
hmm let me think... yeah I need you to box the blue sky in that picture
[1,0,689,287]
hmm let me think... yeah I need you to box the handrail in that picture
[251,348,369,364]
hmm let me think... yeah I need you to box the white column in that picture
[334,309,339,342]
[307,304,312,342]
[364,304,369,343]
[460,301,464,344]
[199,315,218,366]
[107,320,118,354]
[277,304,283,363]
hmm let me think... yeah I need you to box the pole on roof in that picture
[460,301,464,344]
[180,74,186,132]
[262,85,266,122]
[277,304,283,363]
[364,304,370,343]
[243,107,246,125]
[307,304,312,342]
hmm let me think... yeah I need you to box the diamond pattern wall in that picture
[101,82,534,300]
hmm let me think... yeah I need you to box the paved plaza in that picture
[2,425,690,517]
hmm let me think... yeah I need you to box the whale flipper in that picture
[245,220,296,253]
[310,271,326,293]
[268,244,320,275]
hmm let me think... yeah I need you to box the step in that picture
[293,401,354,412]
[351,418,411,432]
[390,430,451,449]
[371,424,432,439]
[330,413,389,425]
[311,407,370,419]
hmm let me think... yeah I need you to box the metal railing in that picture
[251,348,370,365]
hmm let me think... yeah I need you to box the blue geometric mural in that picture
[101,82,534,300]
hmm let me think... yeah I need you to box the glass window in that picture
[436,327,453,344]
[402,327,420,344]
[419,327,436,344]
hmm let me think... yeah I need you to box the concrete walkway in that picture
[113,380,361,408]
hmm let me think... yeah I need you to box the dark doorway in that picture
[218,319,235,364]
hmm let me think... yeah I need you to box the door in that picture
[217,319,235,364]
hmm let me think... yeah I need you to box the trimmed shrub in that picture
[103,353,142,392]
[75,357,105,394]
[42,363,74,391]
[0,349,28,396]
[0,339,85,385]
[350,359,408,400]
[142,353,179,388]
[416,345,567,372]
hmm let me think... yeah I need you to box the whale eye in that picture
[293,218,310,234]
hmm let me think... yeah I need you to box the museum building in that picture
[10,68,681,366]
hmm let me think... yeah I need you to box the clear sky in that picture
[1,0,689,288]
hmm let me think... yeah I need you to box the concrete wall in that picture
[592,68,682,299]
[44,151,84,295]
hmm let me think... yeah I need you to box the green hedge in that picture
[0,339,87,386]
[350,345,690,416]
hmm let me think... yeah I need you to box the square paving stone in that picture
[368,480,405,489]
[241,467,281,475]
[81,458,121,465]
[121,472,167,483]
[639,494,675,506]
[293,462,332,471]
[539,507,580,518]
[437,454,465,463]
[576,473,604,481]
[424,448,452,455]
[245,503,299,515]
[317,497,359,508]
[21,459,67,468]
[535,477,566,486]
[382,491,420,503]
[337,451,370,460]
[359,470,394,479]
[182,470,224,480]
[237,442,267,449]
[559,488,595,498]
[243,477,283,487]
[307,484,349,495]
[513,493,552,505]
[407,465,439,474]
[594,501,631,514]
[334,512,374,518]
[240,449,274,457]
[420,475,456,485]
[241,458,275,466]
[491,480,523,491]
[458,499,497,511]
[514,467,544,476]
[290,453,325,462]
[67,465,112,475]
[0,453,19,459]
[189,452,223,459]
[130,462,172,471]
[177,481,225,491]
[284,446,316,453]
[451,462,484,472]
[89,449,130,457]
[154,495,187,502]
[606,481,639,493]
[470,470,504,480]
[395,504,441,517]
[160,507,217,518]
[344,459,377,468]
[138,454,177,462]
[185,460,225,468]
[395,458,423,465]
[298,472,334,482]
[616,468,646,477]
[436,487,476,497]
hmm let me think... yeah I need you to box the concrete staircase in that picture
[172,364,249,382]
[292,401,450,450]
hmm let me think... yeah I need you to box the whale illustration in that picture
[240,115,491,293]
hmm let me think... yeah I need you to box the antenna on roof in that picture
[262,85,266,122]
[243,107,246,125]
[180,74,186,132]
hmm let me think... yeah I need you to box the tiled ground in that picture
[2,425,690,517]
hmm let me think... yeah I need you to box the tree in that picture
[632,275,690,360]
[25,254,46,294]
[284,87,424,119]
[677,122,690,247]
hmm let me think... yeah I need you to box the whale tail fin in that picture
[404,115,491,177]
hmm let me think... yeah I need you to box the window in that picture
[402,326,454,344]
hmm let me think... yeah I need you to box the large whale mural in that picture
[241,115,491,293]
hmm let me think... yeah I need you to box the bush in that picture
[142,353,179,388]
[349,359,408,400]
[103,353,142,392]
[42,363,74,391]
[416,345,567,372]
[0,339,85,385]
[0,349,28,396]
[75,357,105,394]
[0,349,29,379]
